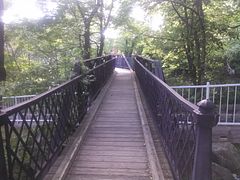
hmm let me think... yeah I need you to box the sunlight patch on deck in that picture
[115,68,130,74]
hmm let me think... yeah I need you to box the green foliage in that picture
[3,0,114,96]
[3,0,240,97]
[4,19,78,95]
[112,0,240,85]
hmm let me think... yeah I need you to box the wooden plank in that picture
[98,102,136,106]
[77,150,147,157]
[85,137,144,142]
[66,174,150,180]
[92,121,141,125]
[71,161,148,170]
[84,141,145,147]
[97,111,139,115]
[91,124,142,128]
[87,130,143,135]
[74,155,148,163]
[68,167,150,176]
[44,174,54,180]
[94,117,141,121]
[81,145,146,151]
[93,121,141,125]
[87,134,143,139]
[88,127,141,131]
[102,101,135,104]
[96,113,139,118]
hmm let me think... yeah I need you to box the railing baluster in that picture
[188,88,190,101]
[212,87,215,103]
[194,88,197,104]
[226,86,230,122]
[233,86,237,123]
[173,83,240,125]
[219,87,222,122]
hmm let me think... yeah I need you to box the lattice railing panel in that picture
[0,57,115,180]
[135,59,198,180]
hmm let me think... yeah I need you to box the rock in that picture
[212,162,235,180]
[213,142,240,175]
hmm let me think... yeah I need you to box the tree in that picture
[0,0,6,82]
[157,0,207,84]
[76,0,100,59]
[2,0,118,96]
[97,0,114,56]
[135,0,240,84]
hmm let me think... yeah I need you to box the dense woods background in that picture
[2,0,240,96]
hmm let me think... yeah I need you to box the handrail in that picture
[134,57,218,180]
[172,83,240,124]
[172,83,240,88]
[2,95,36,109]
[135,55,165,81]
[0,56,115,180]
[83,55,113,69]
[122,54,132,70]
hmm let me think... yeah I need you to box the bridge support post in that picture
[192,99,218,180]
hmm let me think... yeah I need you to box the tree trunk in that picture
[77,2,100,60]
[195,0,206,84]
[183,4,197,84]
[171,0,207,85]
[98,34,105,57]
[83,22,91,60]
[0,0,6,82]
[97,0,104,57]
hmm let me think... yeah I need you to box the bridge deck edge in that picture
[43,72,116,180]
[132,71,167,180]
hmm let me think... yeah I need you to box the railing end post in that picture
[192,99,218,180]
[197,99,218,126]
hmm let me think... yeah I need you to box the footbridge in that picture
[0,55,218,180]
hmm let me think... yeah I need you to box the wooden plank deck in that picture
[64,69,152,180]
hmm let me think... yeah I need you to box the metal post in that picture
[192,99,218,180]
[206,82,210,99]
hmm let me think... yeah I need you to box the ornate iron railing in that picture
[83,55,113,69]
[134,57,217,180]
[0,56,115,180]
[135,55,165,81]
[115,54,130,69]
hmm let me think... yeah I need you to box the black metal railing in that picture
[135,55,165,81]
[83,55,113,69]
[0,56,115,180]
[134,57,218,180]
[115,54,130,69]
